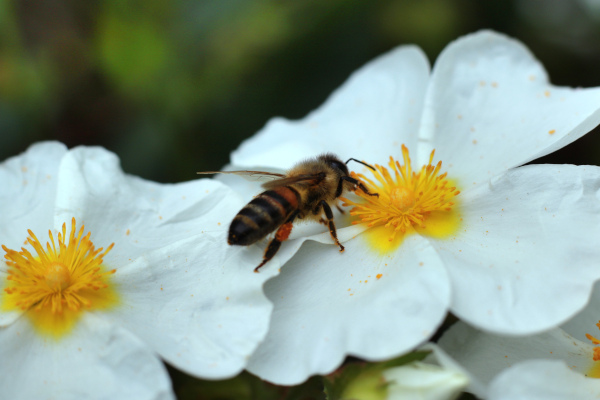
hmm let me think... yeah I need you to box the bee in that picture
[198,153,379,272]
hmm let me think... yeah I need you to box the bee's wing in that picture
[261,173,324,189]
[196,170,286,182]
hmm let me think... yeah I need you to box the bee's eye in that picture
[327,159,349,175]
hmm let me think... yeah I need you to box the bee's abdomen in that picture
[228,187,299,246]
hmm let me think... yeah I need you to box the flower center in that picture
[1,218,118,338]
[342,145,461,252]
[45,262,71,291]
[390,186,415,210]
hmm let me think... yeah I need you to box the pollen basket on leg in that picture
[1,218,119,339]
[342,145,461,252]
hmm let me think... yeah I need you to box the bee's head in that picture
[319,153,349,176]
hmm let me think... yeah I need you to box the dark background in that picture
[2,0,600,182]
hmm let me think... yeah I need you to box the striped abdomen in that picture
[228,186,299,246]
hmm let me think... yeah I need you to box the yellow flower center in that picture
[342,145,461,252]
[1,218,119,339]
[390,186,416,211]
[585,320,600,378]
[45,262,71,291]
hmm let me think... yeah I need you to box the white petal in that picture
[420,343,486,398]
[440,322,600,399]
[231,46,430,169]
[438,322,595,388]
[0,141,66,251]
[51,146,280,377]
[247,234,450,385]
[0,142,67,326]
[0,270,20,327]
[430,164,600,334]
[0,314,173,400]
[420,30,600,183]
[54,146,245,265]
[488,360,600,400]
[561,280,600,342]
[102,231,277,379]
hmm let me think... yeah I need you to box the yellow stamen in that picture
[586,320,600,378]
[1,218,118,339]
[342,145,461,252]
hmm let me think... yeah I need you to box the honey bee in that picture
[198,154,379,272]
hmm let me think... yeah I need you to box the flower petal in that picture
[561,280,600,341]
[0,142,67,251]
[419,343,486,398]
[53,146,244,264]
[0,313,173,400]
[438,321,595,388]
[420,30,600,183]
[0,142,67,327]
[430,164,600,334]
[488,360,600,400]
[53,146,279,378]
[102,231,277,379]
[247,234,450,385]
[231,46,430,169]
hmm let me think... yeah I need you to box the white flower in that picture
[0,142,277,399]
[438,311,600,399]
[486,360,600,400]
[220,30,600,384]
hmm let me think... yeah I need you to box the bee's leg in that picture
[320,200,344,252]
[255,211,298,273]
[341,176,379,197]
[336,204,346,214]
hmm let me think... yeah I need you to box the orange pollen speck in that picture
[2,218,115,314]
[341,145,460,241]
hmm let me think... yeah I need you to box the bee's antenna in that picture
[346,158,376,171]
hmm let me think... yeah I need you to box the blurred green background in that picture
[2,0,600,184]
